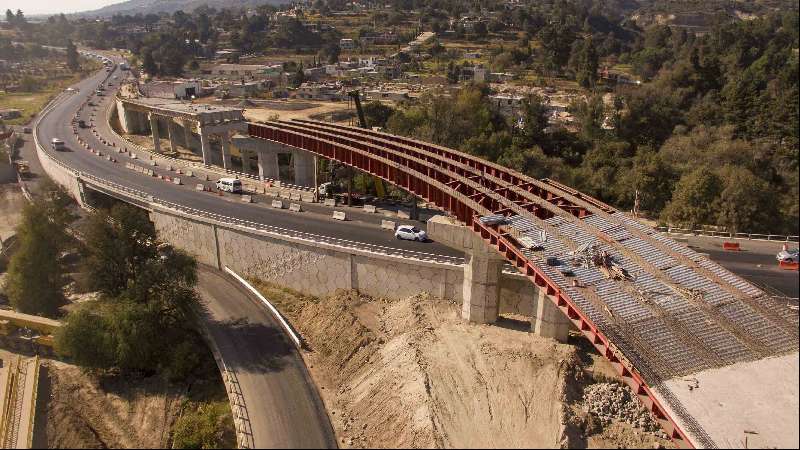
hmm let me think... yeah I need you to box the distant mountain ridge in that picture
[71,0,289,18]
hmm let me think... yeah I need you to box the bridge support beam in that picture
[167,121,179,154]
[533,289,571,343]
[462,250,502,323]
[257,149,279,181]
[292,150,315,187]
[220,134,232,170]
[149,113,161,153]
[427,215,571,339]
[199,128,211,165]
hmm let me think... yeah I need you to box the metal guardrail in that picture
[657,226,799,243]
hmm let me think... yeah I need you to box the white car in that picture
[776,248,799,263]
[395,225,428,242]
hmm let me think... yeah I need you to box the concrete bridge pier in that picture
[292,151,315,187]
[199,128,211,165]
[167,120,180,153]
[257,148,280,181]
[148,113,161,153]
[220,133,232,170]
[427,215,570,341]
[462,246,504,323]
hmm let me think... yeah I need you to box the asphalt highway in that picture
[35,59,462,260]
[196,267,337,448]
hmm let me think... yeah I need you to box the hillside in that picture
[70,0,288,18]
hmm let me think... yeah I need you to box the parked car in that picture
[395,225,428,242]
[776,248,799,263]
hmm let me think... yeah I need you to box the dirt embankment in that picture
[39,362,186,449]
[260,285,671,449]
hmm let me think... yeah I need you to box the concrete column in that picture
[199,128,211,165]
[167,121,179,153]
[462,251,503,324]
[257,149,280,181]
[533,288,571,343]
[149,113,161,153]
[293,150,315,187]
[220,134,232,170]
[183,121,194,151]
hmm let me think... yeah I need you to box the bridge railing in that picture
[656,226,799,243]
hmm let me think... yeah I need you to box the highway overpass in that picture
[31,55,800,449]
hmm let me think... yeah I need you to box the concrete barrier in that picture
[150,160,157,166]
[186,170,193,177]
[241,195,253,203]
[289,203,303,212]
[301,192,315,203]
[271,199,284,209]
[280,191,292,200]
[173,177,181,185]
[130,153,137,159]
[324,198,336,207]
[396,210,411,220]
[290,192,302,201]
[332,211,347,221]
[381,219,397,230]
[364,205,377,213]
[196,184,205,191]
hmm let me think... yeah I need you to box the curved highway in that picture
[196,267,337,448]
[34,56,340,449]
[35,56,461,261]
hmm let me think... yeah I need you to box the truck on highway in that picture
[119,62,129,71]
[51,138,65,151]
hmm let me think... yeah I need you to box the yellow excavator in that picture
[348,90,386,198]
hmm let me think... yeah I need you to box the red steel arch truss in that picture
[248,120,694,448]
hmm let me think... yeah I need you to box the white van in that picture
[216,178,242,193]
[51,138,65,151]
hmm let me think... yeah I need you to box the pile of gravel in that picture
[583,382,664,434]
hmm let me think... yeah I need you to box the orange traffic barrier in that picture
[779,261,799,271]
[723,242,740,251]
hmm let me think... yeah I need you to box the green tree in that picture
[4,182,75,317]
[714,166,777,233]
[142,48,157,75]
[569,37,599,88]
[66,39,79,72]
[81,204,157,297]
[362,101,395,129]
[660,167,722,229]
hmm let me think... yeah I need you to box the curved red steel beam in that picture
[247,121,695,449]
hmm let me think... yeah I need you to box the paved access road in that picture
[196,267,337,448]
[681,236,799,299]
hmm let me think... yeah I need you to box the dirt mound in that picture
[263,286,578,448]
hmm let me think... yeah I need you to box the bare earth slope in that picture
[263,287,577,448]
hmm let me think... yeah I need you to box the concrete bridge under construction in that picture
[33,56,800,449]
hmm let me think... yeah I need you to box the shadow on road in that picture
[205,316,293,374]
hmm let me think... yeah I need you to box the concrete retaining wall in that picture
[35,138,86,207]
[150,209,539,317]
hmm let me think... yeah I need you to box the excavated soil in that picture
[259,285,672,449]
[39,362,186,449]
